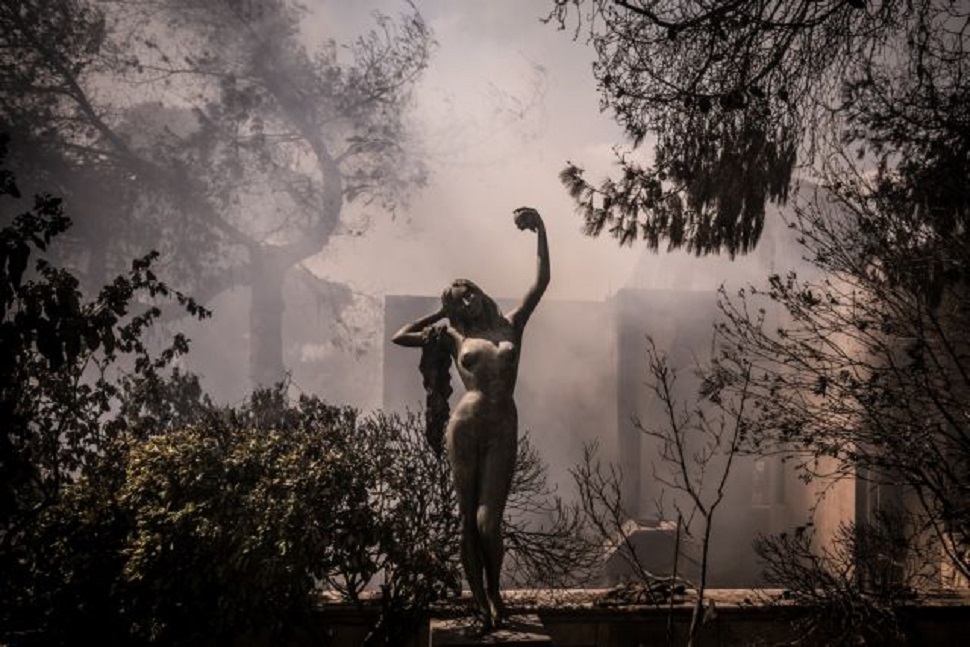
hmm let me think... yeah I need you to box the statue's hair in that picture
[419,325,451,456]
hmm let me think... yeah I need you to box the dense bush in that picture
[113,392,460,645]
[0,134,209,644]
[7,377,462,646]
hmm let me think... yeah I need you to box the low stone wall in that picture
[529,589,969,646]
[279,589,970,646]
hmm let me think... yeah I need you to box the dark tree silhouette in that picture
[546,0,967,259]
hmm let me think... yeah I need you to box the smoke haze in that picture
[306,0,640,303]
[178,2,807,501]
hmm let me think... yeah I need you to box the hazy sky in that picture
[305,0,646,302]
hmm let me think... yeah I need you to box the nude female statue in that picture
[391,207,550,631]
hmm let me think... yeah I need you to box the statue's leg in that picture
[461,516,491,630]
[478,427,518,628]
[447,423,490,629]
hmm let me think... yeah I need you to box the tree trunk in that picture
[85,232,107,296]
[249,247,287,388]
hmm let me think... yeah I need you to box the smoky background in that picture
[3,0,814,587]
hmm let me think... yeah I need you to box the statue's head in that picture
[442,279,499,331]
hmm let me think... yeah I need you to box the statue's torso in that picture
[449,320,520,426]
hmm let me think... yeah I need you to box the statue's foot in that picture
[476,611,494,635]
[488,598,509,630]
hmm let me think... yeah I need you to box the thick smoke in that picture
[155,1,816,585]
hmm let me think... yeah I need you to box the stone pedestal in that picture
[430,614,552,646]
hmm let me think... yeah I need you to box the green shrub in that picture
[0,135,208,644]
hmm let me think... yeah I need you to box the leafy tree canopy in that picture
[1,0,434,386]
[547,0,969,259]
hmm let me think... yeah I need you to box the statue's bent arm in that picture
[391,308,447,347]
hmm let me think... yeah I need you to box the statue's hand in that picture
[421,324,444,345]
[513,206,542,232]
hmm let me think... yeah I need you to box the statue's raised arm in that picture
[507,207,550,334]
